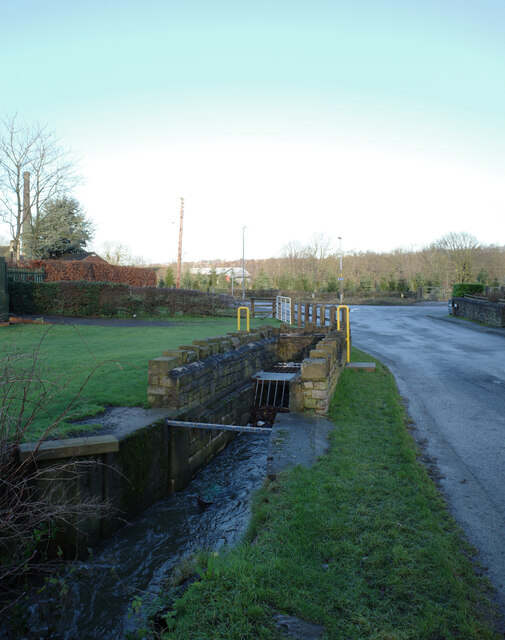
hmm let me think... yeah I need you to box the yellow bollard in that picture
[337,305,350,363]
[237,306,250,332]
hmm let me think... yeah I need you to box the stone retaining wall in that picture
[290,329,348,414]
[451,297,505,327]
[148,326,279,409]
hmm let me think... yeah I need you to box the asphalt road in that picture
[349,302,505,614]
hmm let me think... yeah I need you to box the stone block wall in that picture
[277,323,328,362]
[148,326,280,492]
[451,297,505,327]
[148,326,279,410]
[291,329,348,415]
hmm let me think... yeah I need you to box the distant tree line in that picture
[163,232,504,294]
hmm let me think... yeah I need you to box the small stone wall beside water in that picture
[290,329,348,414]
[16,322,349,557]
[277,324,328,362]
[148,327,279,409]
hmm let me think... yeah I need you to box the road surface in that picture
[348,303,505,614]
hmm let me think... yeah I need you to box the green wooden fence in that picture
[7,267,44,283]
[0,257,9,322]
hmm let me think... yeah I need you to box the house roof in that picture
[56,251,108,263]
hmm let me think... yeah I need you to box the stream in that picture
[26,431,270,639]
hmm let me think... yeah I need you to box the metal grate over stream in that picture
[252,362,301,410]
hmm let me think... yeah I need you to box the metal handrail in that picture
[237,306,250,331]
[337,305,351,363]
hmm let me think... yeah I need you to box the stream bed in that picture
[26,431,270,639]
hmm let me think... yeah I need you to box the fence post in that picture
[297,300,302,327]
[320,304,326,327]
[329,306,336,326]
[250,298,255,318]
[311,303,317,325]
[0,257,8,323]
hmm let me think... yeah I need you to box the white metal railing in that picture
[276,295,292,324]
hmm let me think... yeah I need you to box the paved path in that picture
[11,314,231,327]
[349,303,505,614]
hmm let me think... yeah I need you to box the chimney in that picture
[21,171,32,259]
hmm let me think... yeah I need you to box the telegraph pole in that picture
[242,226,246,300]
[176,197,184,289]
[338,236,343,303]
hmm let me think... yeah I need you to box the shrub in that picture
[452,283,485,298]
[0,340,109,619]
[8,282,236,318]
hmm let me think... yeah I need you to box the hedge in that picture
[452,283,486,298]
[18,260,156,287]
[8,282,236,318]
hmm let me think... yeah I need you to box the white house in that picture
[190,266,251,284]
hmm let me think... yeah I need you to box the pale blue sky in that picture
[1,0,504,261]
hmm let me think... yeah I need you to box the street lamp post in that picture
[242,226,246,300]
[338,236,343,303]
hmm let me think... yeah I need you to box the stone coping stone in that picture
[273,614,325,639]
[18,435,119,462]
[345,362,376,371]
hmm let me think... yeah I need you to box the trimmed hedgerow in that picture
[452,283,486,298]
[18,259,156,287]
[8,282,235,318]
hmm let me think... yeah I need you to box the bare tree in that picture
[0,114,80,261]
[102,241,134,265]
[430,232,480,283]
[304,233,333,261]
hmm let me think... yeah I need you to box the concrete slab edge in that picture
[18,435,119,462]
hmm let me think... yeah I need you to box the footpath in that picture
[267,412,334,480]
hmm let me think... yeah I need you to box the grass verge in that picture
[143,347,500,640]
[1,316,279,440]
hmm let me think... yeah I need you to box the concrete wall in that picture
[20,421,171,557]
[451,297,505,327]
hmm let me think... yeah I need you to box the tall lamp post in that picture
[242,226,246,300]
[338,236,343,303]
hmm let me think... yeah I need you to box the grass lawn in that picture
[142,347,501,640]
[1,316,279,441]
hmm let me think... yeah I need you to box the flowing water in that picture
[27,432,270,639]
